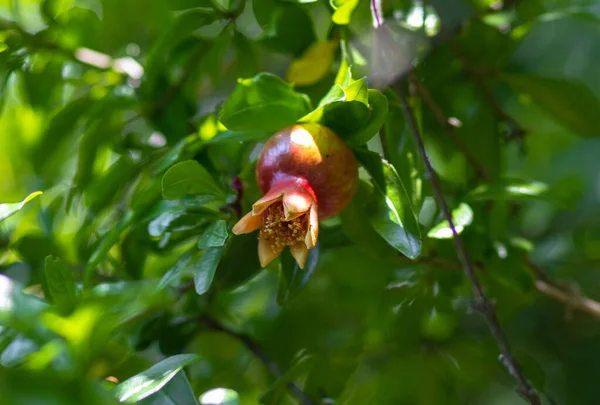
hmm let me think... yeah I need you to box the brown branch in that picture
[525,259,600,318]
[198,315,317,405]
[409,72,493,181]
[395,82,541,405]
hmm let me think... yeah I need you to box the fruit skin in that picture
[256,123,358,220]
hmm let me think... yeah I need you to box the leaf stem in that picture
[395,81,541,405]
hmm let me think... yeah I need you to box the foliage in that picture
[1,0,600,404]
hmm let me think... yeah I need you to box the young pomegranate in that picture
[232,123,358,269]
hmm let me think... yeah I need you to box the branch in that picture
[198,315,316,405]
[525,259,600,318]
[395,82,541,405]
[409,72,493,181]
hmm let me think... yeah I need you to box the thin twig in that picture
[525,258,600,318]
[395,82,541,405]
[409,72,493,181]
[199,315,316,405]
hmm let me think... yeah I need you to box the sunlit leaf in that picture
[330,0,359,25]
[218,73,312,132]
[466,179,549,201]
[344,77,369,105]
[286,40,338,86]
[114,354,201,403]
[200,388,240,405]
[427,203,474,239]
[0,191,43,223]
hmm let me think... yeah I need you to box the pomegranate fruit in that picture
[232,123,358,268]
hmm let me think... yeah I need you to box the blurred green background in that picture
[2,0,600,404]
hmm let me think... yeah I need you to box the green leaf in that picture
[199,388,240,405]
[148,205,218,238]
[0,191,43,223]
[344,89,389,146]
[113,354,201,403]
[318,84,346,107]
[260,5,316,56]
[330,0,359,25]
[162,160,224,200]
[0,69,14,114]
[154,135,204,175]
[286,40,338,87]
[503,73,600,137]
[340,181,400,260]
[466,179,549,201]
[277,243,320,305]
[357,150,422,259]
[34,97,91,170]
[194,247,225,295]
[427,203,473,239]
[300,79,370,137]
[139,371,200,405]
[218,73,312,132]
[158,253,192,290]
[301,85,387,146]
[205,130,269,144]
[343,77,369,105]
[43,256,78,315]
[211,233,262,291]
[201,23,235,85]
[85,213,135,285]
[84,155,137,214]
[145,8,216,78]
[382,88,423,211]
[319,101,370,138]
[198,220,229,248]
[259,350,314,404]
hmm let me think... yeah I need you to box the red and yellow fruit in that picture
[232,123,358,268]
